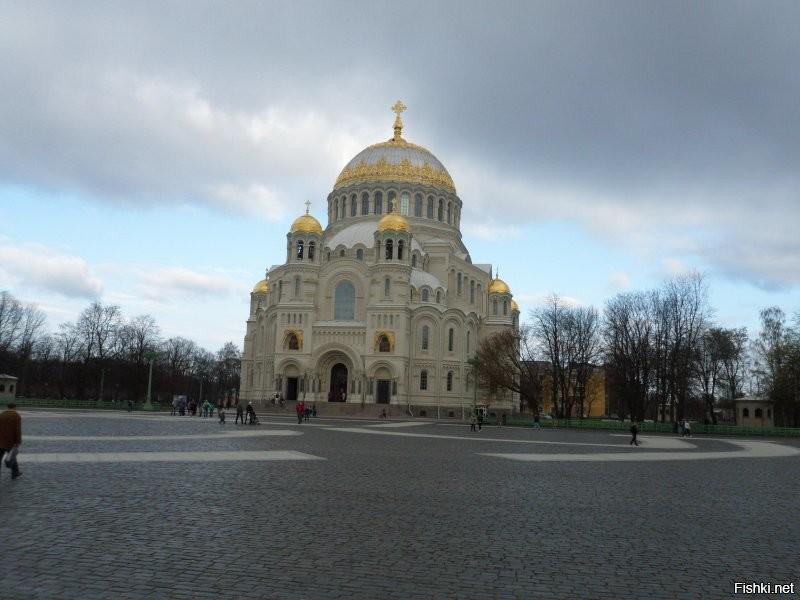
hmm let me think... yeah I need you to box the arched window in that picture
[379,335,390,352]
[400,192,409,215]
[422,325,429,350]
[470,280,475,304]
[493,299,498,315]
[412,254,417,268]
[427,196,434,218]
[397,240,405,260]
[385,239,393,260]
[356,248,364,261]
[339,198,346,219]
[436,291,441,303]
[388,191,396,212]
[414,193,423,217]
[374,191,382,215]
[437,199,443,221]
[351,195,358,216]
[296,240,304,260]
[288,333,299,350]
[422,289,429,302]
[447,202,452,224]
[503,300,508,316]
[334,281,355,320]
[361,193,369,215]
[294,276,301,297]
[755,408,763,418]
[742,408,750,417]
[467,330,471,354]
[447,371,453,392]
[384,277,391,297]
[457,273,462,296]
[420,370,428,390]
[308,241,315,261]
[448,328,454,352]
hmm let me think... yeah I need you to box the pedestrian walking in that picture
[235,402,245,425]
[218,407,226,425]
[296,400,305,424]
[533,414,541,430]
[683,419,692,437]
[0,402,23,480]
[477,411,483,431]
[630,419,640,446]
[469,412,477,432]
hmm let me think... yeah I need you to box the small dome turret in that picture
[291,201,322,234]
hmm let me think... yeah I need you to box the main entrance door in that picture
[286,377,298,402]
[329,363,348,402]
[376,380,391,404]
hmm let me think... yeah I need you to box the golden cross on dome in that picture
[304,199,311,214]
[391,100,407,141]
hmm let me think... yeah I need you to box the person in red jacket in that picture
[296,400,305,424]
[0,403,23,480]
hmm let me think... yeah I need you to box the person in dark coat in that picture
[630,419,640,446]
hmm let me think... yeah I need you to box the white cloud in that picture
[137,267,249,302]
[0,237,103,298]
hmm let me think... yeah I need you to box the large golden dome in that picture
[290,203,322,234]
[334,101,455,194]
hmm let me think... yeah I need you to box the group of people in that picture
[234,401,259,425]
[295,401,317,423]
[678,418,692,437]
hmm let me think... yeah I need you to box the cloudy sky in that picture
[1,1,798,351]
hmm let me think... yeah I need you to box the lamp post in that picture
[144,350,158,410]
[467,354,483,416]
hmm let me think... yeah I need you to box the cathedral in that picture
[239,103,519,416]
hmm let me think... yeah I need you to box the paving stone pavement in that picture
[1,409,799,600]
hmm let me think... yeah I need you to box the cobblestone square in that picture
[1,409,799,599]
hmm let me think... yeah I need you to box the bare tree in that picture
[695,327,747,424]
[603,291,655,420]
[477,325,542,412]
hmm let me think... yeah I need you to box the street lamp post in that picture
[144,350,158,410]
[467,354,483,416]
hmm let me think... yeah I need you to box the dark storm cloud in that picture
[1,1,798,287]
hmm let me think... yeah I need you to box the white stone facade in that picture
[239,108,518,414]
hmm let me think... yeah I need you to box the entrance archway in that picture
[330,363,348,402]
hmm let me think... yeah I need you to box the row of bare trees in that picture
[478,273,800,426]
[0,291,241,406]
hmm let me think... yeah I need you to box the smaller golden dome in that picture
[488,272,511,295]
[377,200,411,233]
[291,201,322,234]
[253,279,269,294]
[511,299,519,312]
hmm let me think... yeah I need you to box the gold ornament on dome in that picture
[335,150,456,193]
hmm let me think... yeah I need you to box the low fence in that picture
[10,398,167,411]
[504,415,800,437]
